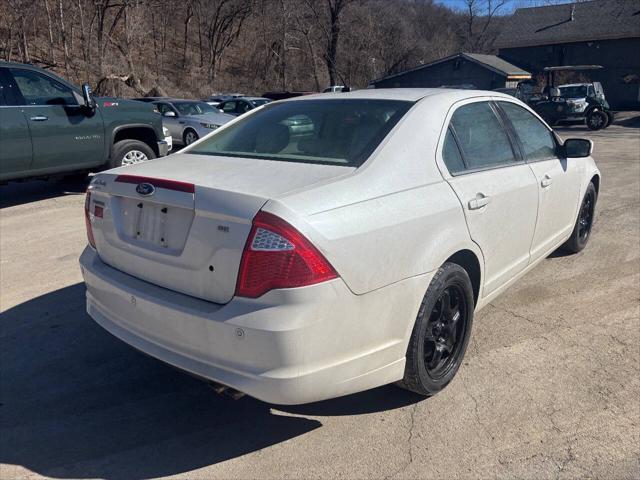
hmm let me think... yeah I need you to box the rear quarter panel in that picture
[265,92,484,295]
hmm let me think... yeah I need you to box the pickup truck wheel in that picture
[111,139,156,168]
[562,182,597,254]
[399,262,474,396]
[183,129,199,146]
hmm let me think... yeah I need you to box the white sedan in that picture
[80,89,600,404]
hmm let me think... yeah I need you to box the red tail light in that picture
[84,190,96,248]
[235,211,338,298]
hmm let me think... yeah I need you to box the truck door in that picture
[7,67,104,175]
[0,68,33,181]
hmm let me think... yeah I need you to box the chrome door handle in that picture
[541,175,553,188]
[468,194,491,210]
[29,115,48,122]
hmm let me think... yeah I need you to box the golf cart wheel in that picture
[586,110,607,130]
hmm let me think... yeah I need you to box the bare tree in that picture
[199,0,253,84]
[462,0,507,52]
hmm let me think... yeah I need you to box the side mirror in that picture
[81,83,96,111]
[163,111,176,117]
[563,138,593,158]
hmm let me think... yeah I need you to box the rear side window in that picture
[442,128,465,175]
[9,68,77,106]
[187,99,412,167]
[449,102,516,171]
[498,102,557,161]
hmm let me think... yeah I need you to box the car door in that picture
[155,102,181,143]
[7,67,104,174]
[0,68,33,181]
[496,101,582,262]
[439,100,539,296]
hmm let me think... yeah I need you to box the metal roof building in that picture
[369,53,531,91]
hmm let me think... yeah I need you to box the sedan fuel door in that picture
[439,101,539,296]
[496,101,582,263]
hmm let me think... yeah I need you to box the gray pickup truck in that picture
[0,61,169,183]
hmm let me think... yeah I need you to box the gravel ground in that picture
[1,112,638,479]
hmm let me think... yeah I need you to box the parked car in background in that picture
[133,96,167,103]
[153,99,234,146]
[323,85,347,92]
[217,96,272,116]
[81,89,600,404]
[205,93,244,107]
[262,91,316,100]
[0,61,168,183]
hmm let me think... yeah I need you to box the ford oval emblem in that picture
[136,182,155,196]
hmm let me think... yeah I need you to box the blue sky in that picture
[434,0,576,15]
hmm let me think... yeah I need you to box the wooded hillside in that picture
[0,0,509,98]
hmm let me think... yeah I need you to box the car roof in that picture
[559,83,590,88]
[279,88,510,103]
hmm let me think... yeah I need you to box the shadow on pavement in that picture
[0,283,422,478]
[0,283,320,478]
[0,178,89,209]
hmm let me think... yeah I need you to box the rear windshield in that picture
[186,99,412,167]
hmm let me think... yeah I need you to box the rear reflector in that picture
[115,175,195,194]
[84,190,96,248]
[235,211,338,298]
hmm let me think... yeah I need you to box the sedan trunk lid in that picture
[87,153,353,303]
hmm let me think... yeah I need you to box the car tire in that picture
[183,129,199,146]
[399,262,474,396]
[562,182,597,254]
[111,139,156,168]
[586,110,607,130]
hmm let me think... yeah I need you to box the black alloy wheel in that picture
[399,262,474,396]
[424,285,468,380]
[578,188,595,243]
[562,182,597,254]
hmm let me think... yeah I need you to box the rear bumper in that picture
[80,247,431,404]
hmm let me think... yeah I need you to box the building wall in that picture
[372,57,509,90]
[499,37,640,110]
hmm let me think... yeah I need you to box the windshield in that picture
[186,99,412,167]
[559,86,588,99]
[173,101,218,116]
[249,98,271,107]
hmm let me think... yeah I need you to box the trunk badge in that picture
[136,183,155,196]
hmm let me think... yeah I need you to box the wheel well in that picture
[590,174,600,195]
[446,250,481,305]
[183,127,197,139]
[113,127,158,156]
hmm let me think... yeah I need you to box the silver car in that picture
[153,99,234,147]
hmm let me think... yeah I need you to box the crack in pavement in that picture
[384,402,417,479]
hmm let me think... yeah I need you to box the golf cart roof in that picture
[543,65,603,72]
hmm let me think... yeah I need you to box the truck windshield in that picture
[559,86,588,98]
[185,99,412,167]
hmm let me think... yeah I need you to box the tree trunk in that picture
[43,0,56,64]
